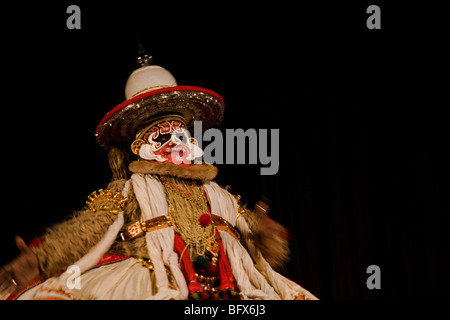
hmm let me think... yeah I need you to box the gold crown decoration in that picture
[86,189,129,214]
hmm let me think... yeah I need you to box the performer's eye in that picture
[154,133,171,144]
[174,132,189,143]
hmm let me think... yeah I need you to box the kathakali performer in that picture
[0,56,317,300]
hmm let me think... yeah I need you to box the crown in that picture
[86,189,129,214]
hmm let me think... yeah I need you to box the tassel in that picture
[173,233,202,293]
[195,255,210,270]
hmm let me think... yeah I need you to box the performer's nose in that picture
[169,134,182,146]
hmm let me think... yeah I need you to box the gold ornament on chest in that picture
[160,176,216,258]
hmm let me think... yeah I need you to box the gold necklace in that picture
[160,177,215,258]
[160,177,206,208]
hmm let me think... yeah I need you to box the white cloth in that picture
[17,257,154,300]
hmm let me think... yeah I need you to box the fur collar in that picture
[129,160,218,181]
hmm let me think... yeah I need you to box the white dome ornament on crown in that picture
[125,54,178,100]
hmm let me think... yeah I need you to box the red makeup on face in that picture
[139,120,196,165]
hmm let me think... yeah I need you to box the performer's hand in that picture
[0,236,40,292]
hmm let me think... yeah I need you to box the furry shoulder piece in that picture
[241,210,290,270]
[129,160,218,181]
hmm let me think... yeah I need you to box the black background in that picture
[1,1,449,300]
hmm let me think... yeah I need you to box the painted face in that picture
[138,120,203,165]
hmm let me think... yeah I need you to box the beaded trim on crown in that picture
[135,113,186,140]
[96,86,224,148]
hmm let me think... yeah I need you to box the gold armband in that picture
[86,189,129,214]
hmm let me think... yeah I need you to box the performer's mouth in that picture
[163,147,185,157]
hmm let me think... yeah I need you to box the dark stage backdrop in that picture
[1,2,448,300]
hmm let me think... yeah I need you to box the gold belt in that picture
[120,215,240,241]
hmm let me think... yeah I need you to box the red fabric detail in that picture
[28,237,44,249]
[198,213,212,226]
[204,263,219,277]
[216,230,235,291]
[6,279,42,300]
[188,281,203,294]
[281,229,291,241]
[263,215,291,241]
[94,254,130,267]
[95,85,225,136]
[173,233,202,293]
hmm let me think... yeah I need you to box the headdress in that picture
[95,55,225,148]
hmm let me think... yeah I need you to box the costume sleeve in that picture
[31,179,128,278]
[234,196,290,270]
[31,209,117,278]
